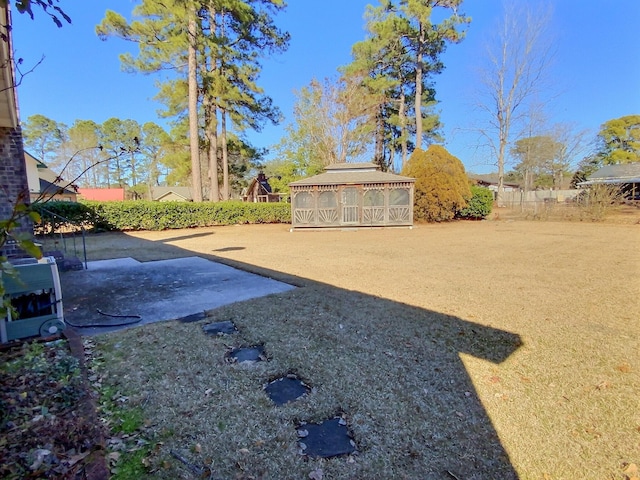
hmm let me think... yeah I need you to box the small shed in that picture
[289,163,415,229]
[243,173,283,202]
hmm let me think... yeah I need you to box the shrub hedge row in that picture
[33,200,291,231]
[33,185,491,232]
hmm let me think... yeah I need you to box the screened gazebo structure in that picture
[289,163,415,229]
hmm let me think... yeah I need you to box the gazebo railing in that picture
[389,206,411,223]
[318,208,339,225]
[363,206,385,224]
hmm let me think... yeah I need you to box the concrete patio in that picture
[60,256,295,335]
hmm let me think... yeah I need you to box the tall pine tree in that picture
[345,0,468,170]
[97,0,288,201]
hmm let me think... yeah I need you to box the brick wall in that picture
[0,125,33,258]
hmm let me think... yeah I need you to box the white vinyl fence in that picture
[500,189,582,208]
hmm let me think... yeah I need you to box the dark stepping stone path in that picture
[178,311,206,323]
[227,345,265,363]
[297,418,356,458]
[203,320,238,335]
[265,375,311,405]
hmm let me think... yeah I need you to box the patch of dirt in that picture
[0,335,107,479]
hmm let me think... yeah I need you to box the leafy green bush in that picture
[401,145,471,222]
[82,200,291,231]
[31,201,98,234]
[458,185,494,219]
[32,201,96,224]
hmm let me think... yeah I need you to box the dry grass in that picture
[496,201,640,223]
[84,217,640,479]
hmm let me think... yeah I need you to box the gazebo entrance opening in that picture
[342,187,359,224]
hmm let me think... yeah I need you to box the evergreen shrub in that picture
[401,145,471,222]
[32,201,96,223]
[31,201,98,233]
[457,185,493,219]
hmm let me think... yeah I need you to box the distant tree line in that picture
[19,0,639,201]
[21,113,260,200]
[96,0,289,202]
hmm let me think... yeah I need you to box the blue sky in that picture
[11,0,640,174]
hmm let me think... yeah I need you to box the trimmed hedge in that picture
[32,201,96,224]
[457,185,493,219]
[34,200,291,232]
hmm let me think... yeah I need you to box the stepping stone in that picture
[264,375,311,405]
[226,345,265,363]
[202,320,238,334]
[297,418,356,458]
[179,311,206,323]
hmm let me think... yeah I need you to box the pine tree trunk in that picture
[130,151,137,186]
[414,21,425,151]
[375,107,384,169]
[221,110,229,200]
[400,89,408,168]
[206,101,219,202]
[188,5,203,202]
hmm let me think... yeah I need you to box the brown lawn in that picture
[85,218,639,479]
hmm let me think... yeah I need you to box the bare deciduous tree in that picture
[474,2,555,206]
[279,76,377,167]
[549,123,590,188]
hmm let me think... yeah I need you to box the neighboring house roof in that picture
[39,178,76,197]
[289,163,414,187]
[25,151,77,200]
[78,188,126,201]
[469,175,520,189]
[579,163,640,185]
[151,186,193,201]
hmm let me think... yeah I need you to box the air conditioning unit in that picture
[1,256,64,343]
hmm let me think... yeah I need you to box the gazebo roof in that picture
[289,162,414,186]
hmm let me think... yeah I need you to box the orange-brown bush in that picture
[402,145,471,222]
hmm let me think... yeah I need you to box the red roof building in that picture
[77,188,125,201]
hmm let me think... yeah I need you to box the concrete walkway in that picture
[60,256,294,335]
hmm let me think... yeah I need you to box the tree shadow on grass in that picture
[60,232,522,479]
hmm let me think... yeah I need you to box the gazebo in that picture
[289,163,415,229]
